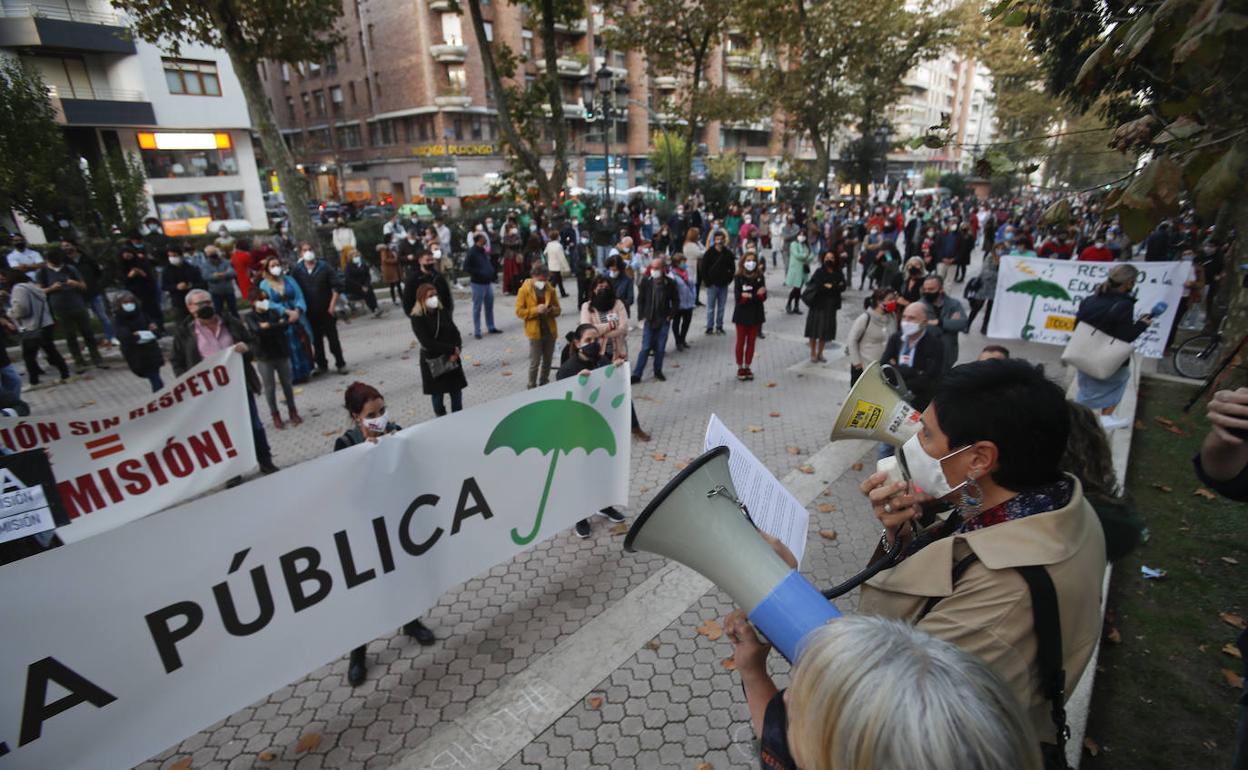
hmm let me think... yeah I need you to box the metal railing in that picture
[47,84,147,101]
[0,2,122,25]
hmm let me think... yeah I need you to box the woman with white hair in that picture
[724,613,1042,770]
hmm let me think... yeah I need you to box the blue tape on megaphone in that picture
[747,569,842,663]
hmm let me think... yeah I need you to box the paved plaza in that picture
[22,257,1068,770]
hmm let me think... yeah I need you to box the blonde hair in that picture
[409,283,439,317]
[787,616,1042,770]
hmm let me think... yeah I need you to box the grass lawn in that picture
[1084,378,1246,768]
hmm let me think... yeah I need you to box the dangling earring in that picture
[960,474,984,519]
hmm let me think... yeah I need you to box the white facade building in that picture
[0,0,265,241]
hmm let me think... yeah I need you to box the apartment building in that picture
[0,0,266,239]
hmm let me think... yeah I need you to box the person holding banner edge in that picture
[333,381,437,686]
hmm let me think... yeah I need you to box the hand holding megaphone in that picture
[862,472,925,545]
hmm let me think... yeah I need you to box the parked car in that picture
[359,206,386,220]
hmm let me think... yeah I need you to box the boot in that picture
[347,647,367,686]
[288,407,303,426]
[271,411,285,430]
[631,425,651,442]
[404,619,437,646]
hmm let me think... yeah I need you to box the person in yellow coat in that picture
[515,264,562,389]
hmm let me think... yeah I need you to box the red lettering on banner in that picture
[213,366,229,386]
[117,459,152,496]
[212,421,238,458]
[58,475,105,519]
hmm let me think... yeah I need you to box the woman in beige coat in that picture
[378,244,403,306]
[859,358,1107,764]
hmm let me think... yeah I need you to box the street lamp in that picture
[581,63,629,205]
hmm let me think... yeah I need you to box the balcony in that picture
[428,0,455,9]
[724,53,757,70]
[535,56,589,78]
[0,3,135,54]
[540,102,586,119]
[48,85,156,126]
[553,18,588,34]
[431,43,468,63]
[433,91,472,108]
[653,75,678,90]
[592,57,626,79]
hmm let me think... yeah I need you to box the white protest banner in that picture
[986,256,1190,358]
[0,351,255,544]
[0,364,630,770]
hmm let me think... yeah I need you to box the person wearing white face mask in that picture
[857,359,1107,763]
[113,290,165,391]
[410,283,467,416]
[244,287,301,428]
[880,301,944,411]
[334,382,437,686]
[784,232,811,314]
[290,243,349,375]
[516,264,562,389]
[342,247,384,318]
[732,253,767,381]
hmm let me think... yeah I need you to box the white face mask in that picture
[353,256,363,264]
[425,296,440,310]
[608,270,619,279]
[432,249,442,259]
[744,260,757,272]
[301,251,316,262]
[533,280,547,291]
[168,257,182,266]
[901,320,922,337]
[361,414,388,434]
[900,433,972,499]
[1094,241,1105,249]
[121,302,136,313]
[797,235,806,242]
[254,300,270,312]
[269,266,283,276]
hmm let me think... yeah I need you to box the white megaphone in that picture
[830,361,923,486]
[624,446,840,662]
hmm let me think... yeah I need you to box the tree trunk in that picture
[679,46,709,202]
[466,0,553,200]
[538,0,568,204]
[214,28,317,249]
[1214,195,1248,386]
[806,119,829,211]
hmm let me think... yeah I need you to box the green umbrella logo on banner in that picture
[484,366,624,545]
[1007,278,1072,340]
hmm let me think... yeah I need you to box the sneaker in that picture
[654,372,666,382]
[716,327,726,335]
[757,331,766,339]
[474,333,483,340]
[737,367,747,381]
[744,368,755,381]
[705,328,716,335]
[630,374,642,384]
[259,462,280,474]
[597,507,626,523]
[403,619,437,646]
[336,364,349,375]
[574,519,592,539]
[1099,414,1130,431]
[347,648,367,687]
[631,426,651,441]
[488,328,503,334]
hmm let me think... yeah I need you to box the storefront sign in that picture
[411,143,498,157]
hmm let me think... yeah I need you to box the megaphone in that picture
[830,361,922,445]
[624,446,840,662]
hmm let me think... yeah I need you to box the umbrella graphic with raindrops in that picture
[1006,278,1072,340]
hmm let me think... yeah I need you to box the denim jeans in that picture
[247,390,273,466]
[432,389,464,417]
[211,291,238,317]
[89,294,114,340]
[705,285,729,330]
[471,282,496,336]
[634,321,670,377]
[0,364,23,404]
[595,245,611,271]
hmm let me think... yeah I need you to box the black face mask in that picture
[580,341,601,360]
[922,292,940,304]
[195,305,216,320]
[909,267,922,276]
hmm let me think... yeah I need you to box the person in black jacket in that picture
[290,243,348,374]
[118,247,164,335]
[170,290,278,476]
[732,254,768,381]
[62,239,114,346]
[804,250,845,363]
[701,231,736,334]
[1072,264,1155,426]
[161,246,207,322]
[244,287,301,429]
[880,302,944,411]
[409,283,467,416]
[631,258,679,384]
[342,248,383,318]
[333,381,436,686]
[463,233,500,339]
[112,291,164,391]
[402,250,454,322]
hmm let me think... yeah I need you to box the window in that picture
[153,191,245,236]
[441,14,463,46]
[370,119,396,146]
[325,52,338,76]
[451,116,464,141]
[471,116,483,140]
[162,58,221,96]
[330,85,344,116]
[285,96,295,120]
[447,65,467,91]
[281,63,290,82]
[374,71,382,96]
[404,115,433,143]
[301,92,311,117]
[339,124,363,149]
[307,127,331,150]
[258,61,267,80]
[343,40,351,63]
[308,60,321,76]
[313,89,326,117]
[349,81,357,105]
[483,22,494,41]
[138,134,239,179]
[522,30,533,59]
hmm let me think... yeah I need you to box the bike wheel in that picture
[1173,335,1219,380]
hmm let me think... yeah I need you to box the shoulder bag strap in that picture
[1016,565,1070,766]
[918,552,979,621]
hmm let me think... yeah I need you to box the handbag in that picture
[1061,322,1133,379]
[964,274,983,301]
[800,284,819,307]
[426,353,460,378]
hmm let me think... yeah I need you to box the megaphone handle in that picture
[821,520,915,600]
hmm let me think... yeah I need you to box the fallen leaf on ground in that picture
[78,400,96,408]
[640,486,650,493]
[797,464,815,474]
[472,361,482,367]
[850,462,864,471]
[817,503,835,513]
[400,355,410,360]
[257,750,277,762]
[504,347,513,354]
[696,763,715,770]
[674,462,688,470]
[1105,627,1122,644]
[1223,669,1245,689]
[1154,416,1177,428]
[1204,740,1219,751]
[786,446,801,455]
[720,657,737,671]
[609,523,629,535]
[644,639,661,651]
[697,618,723,641]
[818,529,838,540]
[1223,644,1243,659]
[769,411,781,417]
[1134,419,1147,430]
[1221,612,1246,629]
[322,430,337,436]
[652,453,667,461]
[166,759,192,770]
[1194,488,1218,500]
[747,425,764,433]
[501,371,513,377]
[1151,483,1173,493]
[1221,556,1240,565]
[766,382,777,388]
[1162,424,1188,436]
[295,733,321,753]
[586,695,603,710]
[1083,736,1100,757]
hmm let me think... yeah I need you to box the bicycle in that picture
[1173,328,1225,380]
